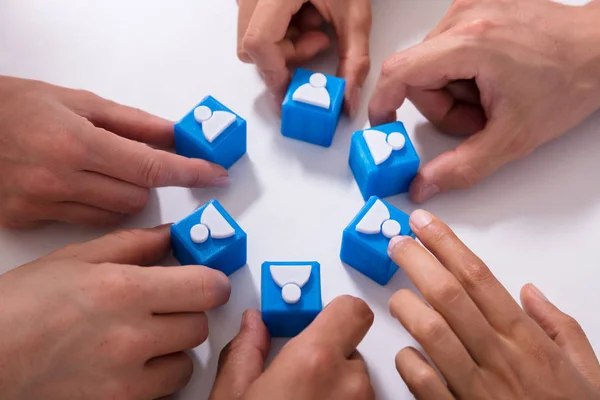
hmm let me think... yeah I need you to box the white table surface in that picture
[1,1,599,399]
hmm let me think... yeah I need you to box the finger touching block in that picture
[281,69,345,147]
[341,197,414,285]
[349,122,420,200]
[175,96,247,169]
[171,199,247,276]
[261,261,322,337]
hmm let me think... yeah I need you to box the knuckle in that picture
[106,326,144,363]
[128,188,150,214]
[458,18,498,39]
[90,266,140,307]
[301,345,337,375]
[19,168,64,199]
[450,156,483,189]
[137,154,165,187]
[241,29,264,56]
[380,55,403,80]
[459,259,495,292]
[561,315,586,338]
[413,316,448,344]
[346,373,373,399]
[429,278,463,306]
[406,366,440,391]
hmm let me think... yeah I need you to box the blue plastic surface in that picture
[349,122,420,200]
[281,68,345,147]
[340,196,415,285]
[261,261,322,337]
[174,96,247,169]
[171,199,247,276]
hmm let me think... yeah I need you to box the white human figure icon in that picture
[292,73,331,109]
[355,199,401,239]
[194,106,236,143]
[270,265,313,304]
[190,203,236,244]
[363,130,406,165]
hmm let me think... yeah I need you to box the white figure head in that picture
[192,105,236,143]
[194,106,213,123]
[292,72,331,109]
[363,130,406,165]
[190,203,235,243]
[270,265,312,304]
[355,199,402,240]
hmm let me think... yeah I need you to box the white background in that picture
[1,0,599,399]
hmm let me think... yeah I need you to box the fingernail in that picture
[416,183,440,203]
[530,284,548,301]
[241,310,249,328]
[411,210,433,229]
[388,235,410,256]
[213,273,232,304]
[210,176,230,188]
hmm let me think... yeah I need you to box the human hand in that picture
[369,0,600,203]
[0,76,228,229]
[387,210,600,399]
[0,225,231,400]
[237,0,372,115]
[209,296,375,400]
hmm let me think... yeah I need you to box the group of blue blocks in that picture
[170,68,420,337]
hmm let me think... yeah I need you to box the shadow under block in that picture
[349,121,420,200]
[175,95,247,169]
[340,196,414,285]
[261,261,322,337]
[171,199,247,276]
[281,68,345,147]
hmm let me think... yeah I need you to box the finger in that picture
[84,128,228,188]
[48,224,171,265]
[369,34,478,127]
[141,266,231,313]
[209,310,271,400]
[407,82,485,137]
[387,234,500,364]
[395,347,455,400]
[62,90,176,148]
[143,352,194,399]
[296,295,374,358]
[242,0,305,100]
[521,284,600,388]
[389,290,480,398]
[46,201,124,227]
[295,4,324,31]
[408,121,514,203]
[65,171,149,215]
[237,0,260,62]
[149,313,209,357]
[407,210,532,337]
[333,1,372,116]
[280,31,331,65]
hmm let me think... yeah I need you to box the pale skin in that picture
[0,76,229,229]
[241,0,600,203]
[0,225,231,399]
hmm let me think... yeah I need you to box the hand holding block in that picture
[175,96,247,169]
[349,122,420,200]
[261,261,322,337]
[340,197,414,285]
[281,69,345,147]
[171,200,247,276]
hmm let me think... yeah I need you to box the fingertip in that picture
[387,235,411,257]
[409,209,434,231]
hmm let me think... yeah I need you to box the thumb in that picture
[209,309,271,400]
[409,122,512,203]
[521,284,600,390]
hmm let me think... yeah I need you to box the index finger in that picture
[85,127,228,188]
[368,33,478,126]
[241,0,304,99]
[139,266,231,313]
[296,295,374,358]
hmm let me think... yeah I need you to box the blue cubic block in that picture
[349,121,420,200]
[281,68,345,147]
[261,261,322,337]
[171,199,247,276]
[340,196,415,285]
[175,96,247,169]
